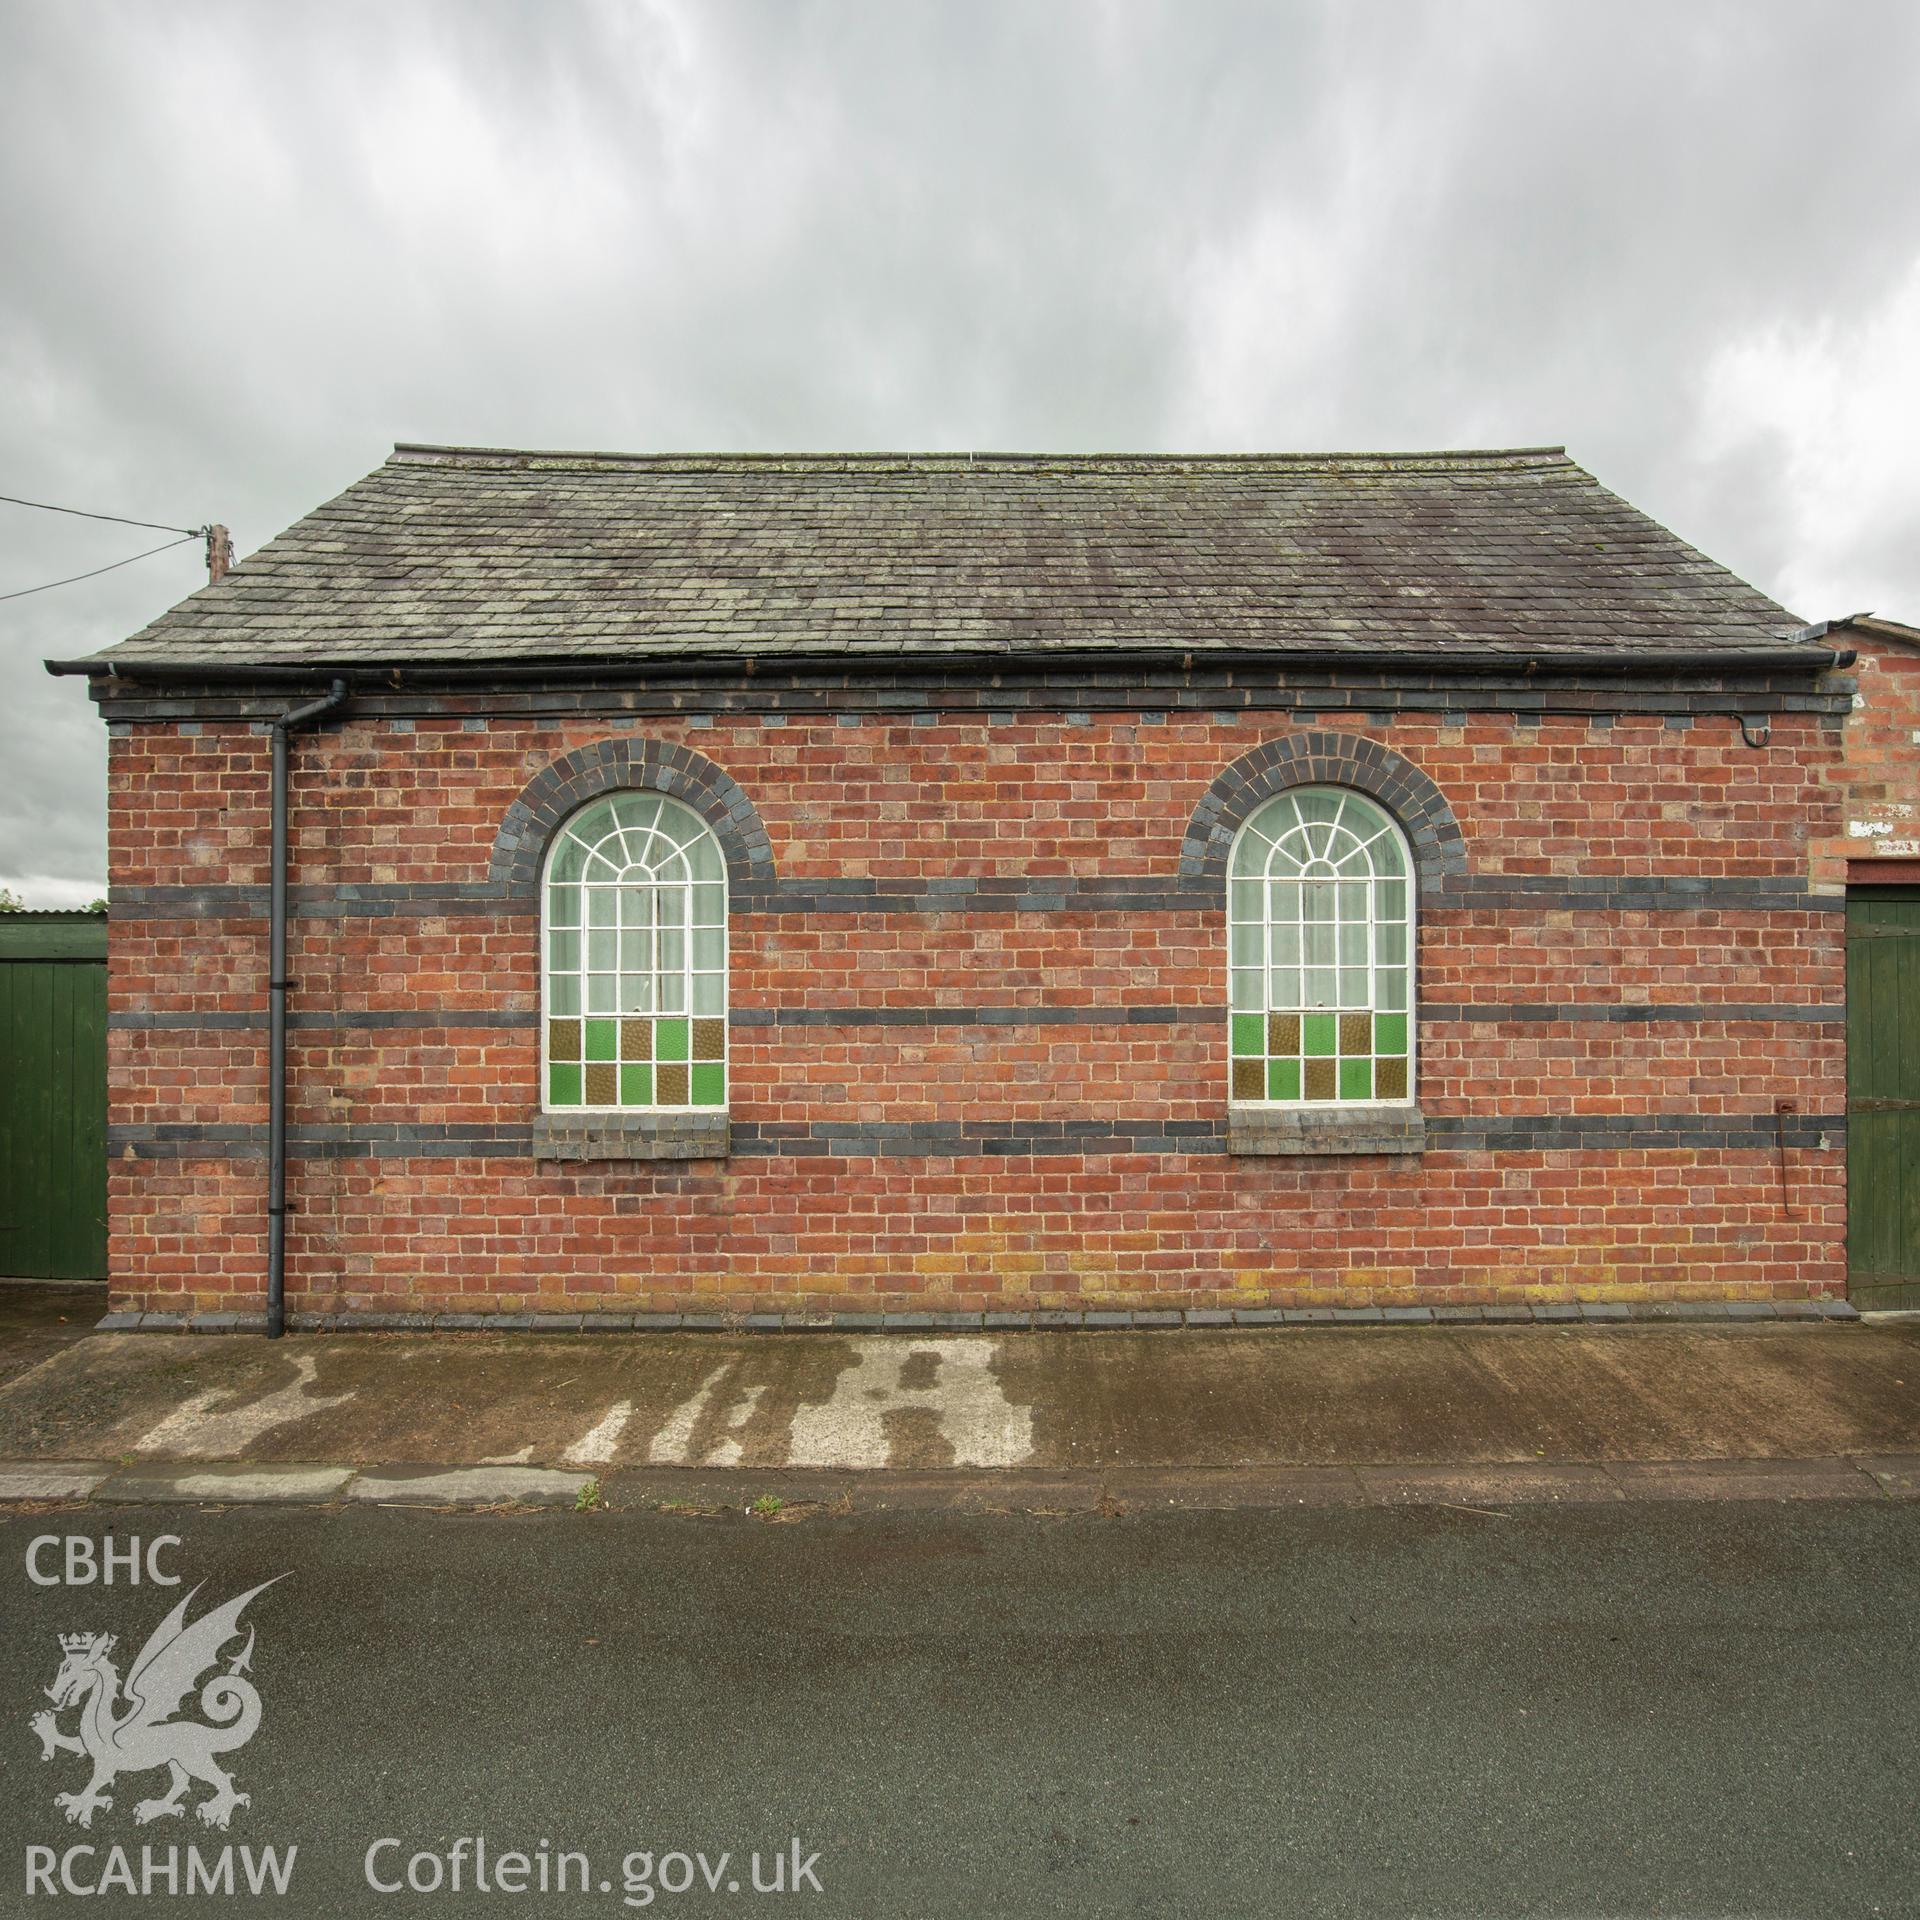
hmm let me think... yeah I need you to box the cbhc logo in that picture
[25,1535,182,1586]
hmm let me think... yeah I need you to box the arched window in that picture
[542,793,727,1112]
[1228,787,1414,1106]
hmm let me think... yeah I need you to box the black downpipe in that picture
[267,680,347,1338]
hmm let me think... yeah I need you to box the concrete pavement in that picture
[2,1315,1916,1484]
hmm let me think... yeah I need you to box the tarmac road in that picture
[2,1495,1915,1917]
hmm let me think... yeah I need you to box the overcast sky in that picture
[3,0,1917,903]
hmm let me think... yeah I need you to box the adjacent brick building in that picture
[52,446,1879,1324]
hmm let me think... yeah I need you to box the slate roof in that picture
[65,445,1814,676]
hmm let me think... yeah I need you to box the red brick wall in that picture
[104,706,1850,1315]
[1814,634,1920,883]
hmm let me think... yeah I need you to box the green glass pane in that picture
[548,1062,582,1107]
[1230,1013,1265,1057]
[655,1017,690,1062]
[610,791,662,833]
[620,1063,652,1106]
[584,1019,617,1062]
[1340,1058,1372,1100]
[570,797,619,842]
[1303,1014,1337,1056]
[1267,1058,1301,1101]
[1376,1013,1408,1056]
[690,1063,725,1107]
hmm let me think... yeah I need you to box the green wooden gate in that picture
[0,912,107,1281]
[1848,888,1920,1310]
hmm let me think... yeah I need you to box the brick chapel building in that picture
[48,446,1920,1327]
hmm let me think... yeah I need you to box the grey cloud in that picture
[3,0,1918,899]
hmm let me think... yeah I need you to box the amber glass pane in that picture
[657,1063,690,1105]
[584,1063,618,1105]
[1267,1011,1301,1054]
[548,1019,580,1061]
[691,1018,725,1062]
[1339,1012,1372,1055]
[1304,1059,1337,1101]
[1232,1058,1265,1100]
[620,1018,651,1061]
[1375,1057,1408,1100]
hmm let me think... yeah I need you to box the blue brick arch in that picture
[489,736,776,898]
[1179,731,1467,889]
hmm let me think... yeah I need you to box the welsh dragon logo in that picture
[29,1576,284,1831]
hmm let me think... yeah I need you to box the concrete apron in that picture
[0,1325,1917,1506]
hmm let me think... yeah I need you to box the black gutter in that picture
[266,679,347,1338]
[45,641,1857,683]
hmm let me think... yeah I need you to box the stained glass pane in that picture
[691,1064,725,1106]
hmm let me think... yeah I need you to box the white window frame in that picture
[539,792,729,1116]
[1226,786,1417,1110]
